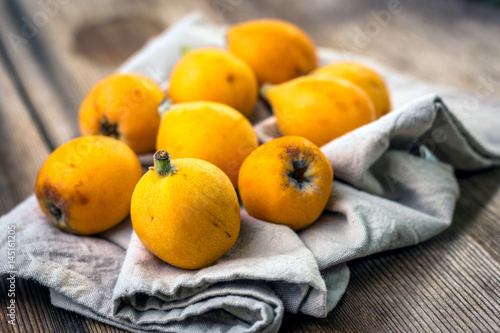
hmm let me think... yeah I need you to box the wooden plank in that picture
[0,2,212,332]
[220,0,500,93]
[0,52,104,333]
[0,0,215,148]
[0,48,126,333]
[455,170,500,262]
[3,0,499,143]
[0,0,76,149]
[281,170,500,333]
[0,52,49,213]
[0,56,45,332]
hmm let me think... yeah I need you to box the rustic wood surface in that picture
[1,0,499,332]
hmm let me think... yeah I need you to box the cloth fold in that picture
[1,12,500,333]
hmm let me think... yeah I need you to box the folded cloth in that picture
[1,12,500,333]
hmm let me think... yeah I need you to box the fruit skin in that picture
[79,73,165,154]
[168,48,258,117]
[238,136,333,230]
[131,152,240,269]
[268,75,376,147]
[227,19,317,85]
[35,136,143,235]
[314,61,391,118]
[156,101,258,188]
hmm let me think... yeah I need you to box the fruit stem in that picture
[180,45,192,56]
[259,84,274,101]
[158,98,173,117]
[152,150,176,176]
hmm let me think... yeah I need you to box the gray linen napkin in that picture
[1,12,500,333]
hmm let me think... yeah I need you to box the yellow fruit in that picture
[267,75,376,147]
[131,151,240,269]
[238,136,333,230]
[156,101,258,188]
[79,73,165,154]
[227,19,317,84]
[168,48,258,117]
[314,61,391,117]
[35,136,143,235]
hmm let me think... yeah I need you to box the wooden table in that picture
[1,0,499,332]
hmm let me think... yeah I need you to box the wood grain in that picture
[0,0,499,332]
[0,0,215,148]
[0,50,49,214]
[220,0,500,93]
[0,52,69,333]
[281,169,500,333]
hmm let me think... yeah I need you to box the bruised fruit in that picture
[168,48,258,117]
[35,136,143,235]
[156,101,258,188]
[79,73,165,154]
[266,75,376,147]
[131,151,240,269]
[227,19,317,84]
[238,136,333,230]
[314,61,391,118]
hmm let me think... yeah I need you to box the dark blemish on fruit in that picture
[75,191,90,205]
[336,101,348,110]
[206,209,227,227]
[75,180,84,188]
[283,145,301,159]
[69,163,76,168]
[281,145,314,162]
[226,74,235,83]
[44,183,68,211]
[133,87,145,99]
[209,216,231,237]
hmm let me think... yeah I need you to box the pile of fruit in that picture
[35,19,391,270]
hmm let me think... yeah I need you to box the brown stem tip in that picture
[155,150,170,161]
